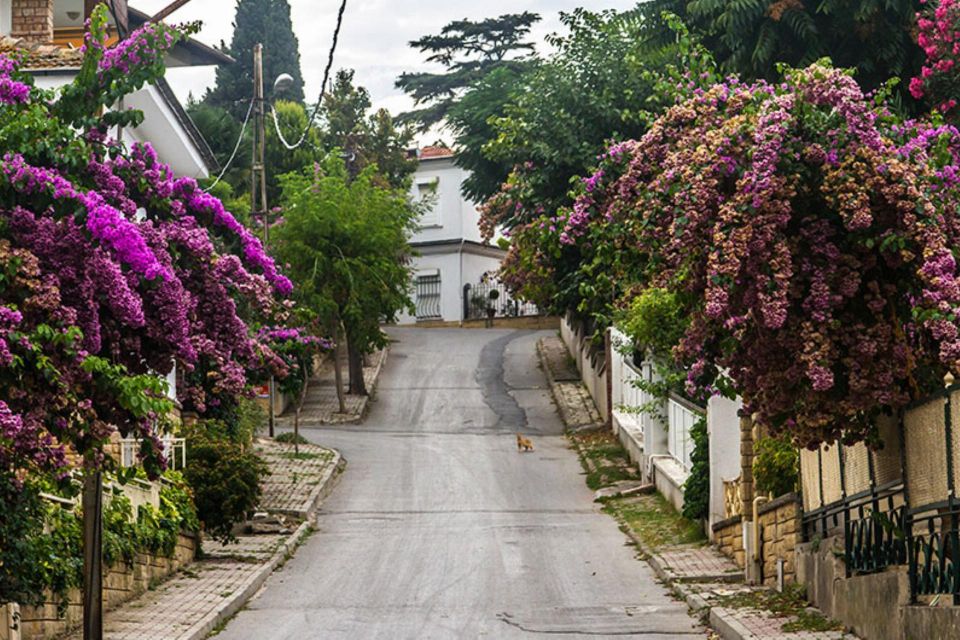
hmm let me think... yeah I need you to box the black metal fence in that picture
[801,386,960,605]
[415,274,442,320]
[463,280,538,321]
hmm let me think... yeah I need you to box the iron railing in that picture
[415,274,442,320]
[463,281,538,321]
[908,503,960,604]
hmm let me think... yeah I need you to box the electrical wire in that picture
[204,97,255,192]
[271,0,348,151]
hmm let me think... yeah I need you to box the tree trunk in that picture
[293,365,309,455]
[348,338,368,396]
[333,322,347,414]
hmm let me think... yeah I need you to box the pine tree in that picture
[205,0,305,116]
[396,12,541,130]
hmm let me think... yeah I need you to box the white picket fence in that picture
[609,326,702,473]
[667,394,700,472]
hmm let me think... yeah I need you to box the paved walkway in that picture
[70,441,341,640]
[277,348,387,425]
[215,328,705,639]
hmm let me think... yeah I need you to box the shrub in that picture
[682,415,710,521]
[182,420,268,544]
[754,435,800,498]
[274,431,310,445]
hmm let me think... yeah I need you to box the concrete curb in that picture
[184,454,345,640]
[709,608,759,640]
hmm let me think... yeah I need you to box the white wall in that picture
[0,0,11,36]
[30,76,209,179]
[398,250,504,324]
[410,157,485,244]
[708,394,743,530]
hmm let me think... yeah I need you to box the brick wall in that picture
[757,493,801,587]
[713,515,746,569]
[10,0,53,43]
[6,533,197,640]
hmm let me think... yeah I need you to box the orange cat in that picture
[516,433,534,452]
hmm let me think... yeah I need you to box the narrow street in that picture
[216,328,704,639]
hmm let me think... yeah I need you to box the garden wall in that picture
[2,533,197,640]
[713,515,746,569]
[560,313,609,424]
[757,493,801,588]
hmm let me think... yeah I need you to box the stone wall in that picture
[4,532,197,640]
[757,493,801,587]
[713,515,746,569]
[10,0,53,43]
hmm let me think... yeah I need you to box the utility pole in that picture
[82,471,103,640]
[251,43,276,437]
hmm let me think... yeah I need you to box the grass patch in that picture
[279,452,323,461]
[274,432,310,445]
[569,428,639,490]
[568,427,705,549]
[713,585,843,633]
[605,493,706,549]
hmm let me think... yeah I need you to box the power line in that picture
[271,0,348,151]
[204,97,255,192]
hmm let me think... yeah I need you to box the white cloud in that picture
[136,0,638,137]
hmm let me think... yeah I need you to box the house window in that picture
[416,179,440,227]
[415,273,442,320]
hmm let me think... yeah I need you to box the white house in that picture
[399,146,510,324]
[0,0,226,179]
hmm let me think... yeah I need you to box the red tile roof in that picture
[420,146,455,160]
[0,36,84,70]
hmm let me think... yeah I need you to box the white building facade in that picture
[399,148,509,324]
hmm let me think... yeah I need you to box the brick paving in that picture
[537,337,603,429]
[254,439,337,516]
[653,545,745,583]
[66,442,341,640]
[277,348,387,425]
[710,607,854,640]
[88,560,264,640]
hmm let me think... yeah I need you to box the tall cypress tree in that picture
[205,0,306,116]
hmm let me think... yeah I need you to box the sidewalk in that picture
[277,347,388,425]
[537,335,857,640]
[69,440,343,640]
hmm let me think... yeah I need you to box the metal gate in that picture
[415,274,442,320]
[463,279,538,321]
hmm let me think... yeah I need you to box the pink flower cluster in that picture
[912,0,960,114]
[503,61,960,448]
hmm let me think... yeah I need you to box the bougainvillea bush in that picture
[581,63,960,448]
[911,0,960,116]
[0,0,294,530]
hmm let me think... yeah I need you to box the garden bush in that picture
[682,416,709,521]
[182,420,269,543]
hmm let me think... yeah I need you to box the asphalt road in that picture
[217,328,704,639]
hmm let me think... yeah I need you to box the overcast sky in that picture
[135,0,641,120]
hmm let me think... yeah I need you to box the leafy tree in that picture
[445,66,524,203]
[205,0,305,116]
[481,8,671,221]
[323,70,417,190]
[683,0,922,101]
[396,12,541,129]
[273,156,416,395]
